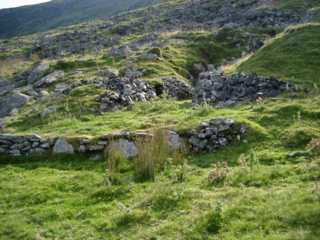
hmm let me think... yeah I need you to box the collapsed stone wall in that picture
[0,118,246,157]
[187,118,246,153]
[193,71,292,107]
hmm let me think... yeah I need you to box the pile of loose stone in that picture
[97,76,157,112]
[160,77,192,100]
[97,70,192,112]
[188,118,246,153]
[193,71,292,107]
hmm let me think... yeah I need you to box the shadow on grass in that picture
[0,153,104,172]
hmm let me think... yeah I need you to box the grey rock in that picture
[108,139,138,159]
[27,63,50,84]
[54,83,71,94]
[160,77,192,100]
[0,79,14,96]
[168,131,183,151]
[53,138,74,154]
[0,92,30,118]
[98,77,156,112]
[34,71,64,88]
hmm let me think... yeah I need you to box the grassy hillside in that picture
[237,24,320,85]
[1,94,320,239]
[1,1,320,240]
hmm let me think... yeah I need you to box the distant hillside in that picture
[0,0,158,39]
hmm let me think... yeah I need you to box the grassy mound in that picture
[237,24,320,86]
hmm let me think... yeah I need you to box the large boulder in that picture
[0,92,30,118]
[108,139,138,159]
[53,138,74,154]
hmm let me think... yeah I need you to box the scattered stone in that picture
[120,67,144,79]
[34,29,118,58]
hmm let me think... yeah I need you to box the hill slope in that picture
[237,24,320,85]
[0,0,158,38]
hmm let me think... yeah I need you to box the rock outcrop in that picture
[193,71,292,107]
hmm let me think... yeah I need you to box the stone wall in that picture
[0,134,50,156]
[193,71,293,107]
[0,118,247,158]
[187,118,246,153]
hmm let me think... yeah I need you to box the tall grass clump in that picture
[105,144,126,185]
[134,129,171,182]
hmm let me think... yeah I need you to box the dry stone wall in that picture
[0,118,247,157]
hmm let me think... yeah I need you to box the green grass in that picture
[5,92,320,139]
[0,135,319,239]
[237,24,320,86]
[2,90,320,239]
[1,3,320,238]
